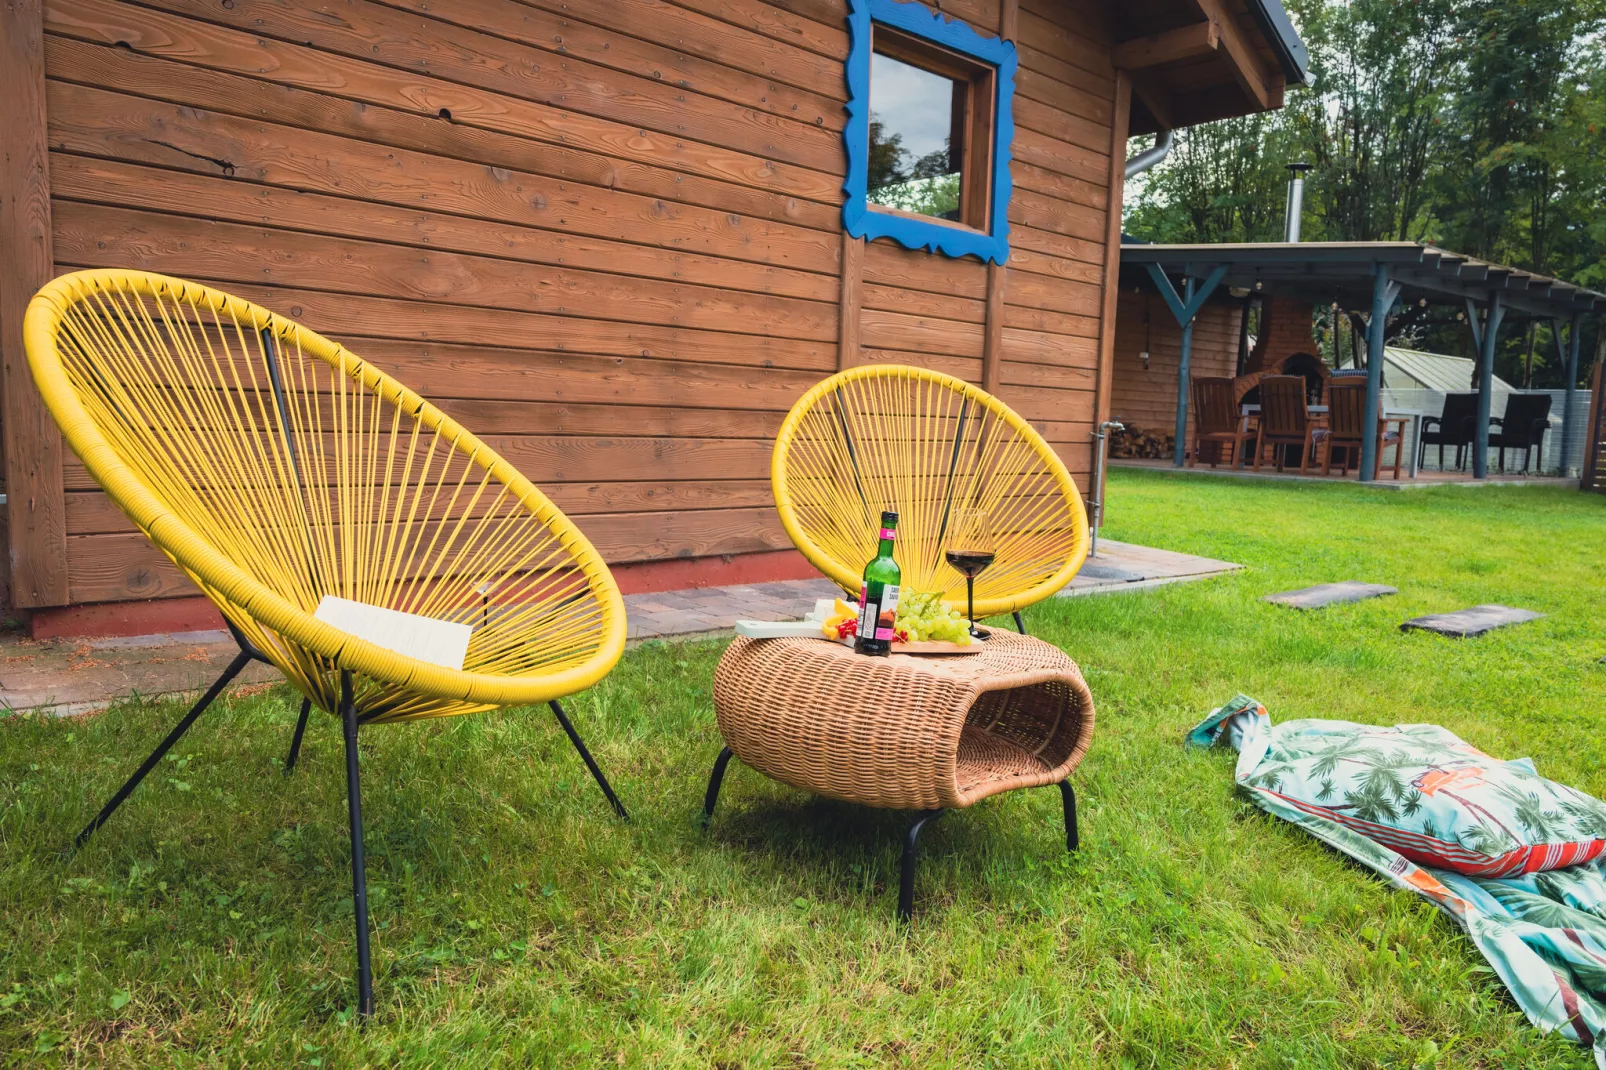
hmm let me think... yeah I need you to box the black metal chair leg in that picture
[898,809,944,922]
[1058,779,1078,852]
[1012,611,1027,635]
[549,699,629,821]
[284,697,312,775]
[72,649,253,851]
[702,746,735,828]
[339,671,374,1018]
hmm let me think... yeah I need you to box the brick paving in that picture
[1,539,1238,714]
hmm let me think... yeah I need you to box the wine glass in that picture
[944,507,995,638]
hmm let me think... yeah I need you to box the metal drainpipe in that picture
[1124,129,1173,181]
[1089,421,1124,558]
[1087,132,1171,558]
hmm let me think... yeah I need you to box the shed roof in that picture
[1382,348,1515,394]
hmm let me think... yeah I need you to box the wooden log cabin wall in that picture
[1109,288,1242,445]
[0,0,1300,636]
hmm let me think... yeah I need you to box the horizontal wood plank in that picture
[127,0,845,168]
[50,155,838,304]
[52,201,839,342]
[66,505,795,601]
[43,19,841,211]
[46,81,843,274]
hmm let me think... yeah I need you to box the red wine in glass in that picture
[945,509,995,638]
[944,549,996,579]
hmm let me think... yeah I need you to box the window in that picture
[843,0,1016,264]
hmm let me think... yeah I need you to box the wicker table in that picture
[703,628,1095,919]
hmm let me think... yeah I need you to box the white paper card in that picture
[313,595,473,670]
[733,620,829,639]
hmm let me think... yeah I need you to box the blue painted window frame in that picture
[843,0,1016,264]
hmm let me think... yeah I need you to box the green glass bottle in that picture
[854,511,901,656]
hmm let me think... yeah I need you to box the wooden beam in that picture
[0,0,69,608]
[1092,70,1132,485]
[1585,357,1605,492]
[982,262,1006,393]
[980,0,1015,396]
[837,234,863,370]
[998,0,1018,43]
[1187,0,1275,110]
[1129,75,1175,132]
[1113,21,1219,71]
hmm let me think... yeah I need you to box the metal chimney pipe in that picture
[1283,162,1312,242]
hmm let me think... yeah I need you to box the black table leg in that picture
[702,746,735,828]
[898,809,945,922]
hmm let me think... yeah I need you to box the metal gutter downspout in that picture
[1125,129,1174,180]
[1089,132,1173,557]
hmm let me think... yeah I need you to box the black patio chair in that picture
[1489,393,1553,474]
[1417,392,1479,471]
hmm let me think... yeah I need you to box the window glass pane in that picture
[868,51,963,221]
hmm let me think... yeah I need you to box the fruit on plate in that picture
[821,597,859,640]
[894,590,972,645]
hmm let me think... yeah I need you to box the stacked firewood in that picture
[1109,424,1173,459]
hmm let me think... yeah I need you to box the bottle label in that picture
[858,583,900,642]
[879,527,897,540]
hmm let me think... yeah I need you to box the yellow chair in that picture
[772,364,1089,631]
[24,269,629,1015]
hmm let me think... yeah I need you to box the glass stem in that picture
[967,575,976,636]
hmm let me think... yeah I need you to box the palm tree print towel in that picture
[1190,696,1606,1068]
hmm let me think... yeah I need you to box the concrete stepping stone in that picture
[1401,604,1543,637]
[1263,582,1397,610]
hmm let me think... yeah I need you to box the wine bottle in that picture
[854,511,901,656]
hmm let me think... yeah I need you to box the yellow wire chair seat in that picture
[24,268,630,1015]
[771,364,1090,626]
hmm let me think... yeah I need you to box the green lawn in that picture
[3,470,1604,1068]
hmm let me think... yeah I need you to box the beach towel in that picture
[1190,696,1606,1067]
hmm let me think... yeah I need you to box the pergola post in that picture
[1173,276,1196,466]
[1359,266,1399,482]
[1559,313,1583,476]
[1145,263,1228,467]
[1473,292,1507,479]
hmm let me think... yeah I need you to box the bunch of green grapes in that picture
[895,589,972,644]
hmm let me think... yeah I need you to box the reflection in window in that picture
[868,51,963,221]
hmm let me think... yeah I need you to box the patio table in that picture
[703,628,1095,919]
[1239,404,1420,478]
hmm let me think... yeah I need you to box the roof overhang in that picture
[1114,0,1311,135]
[1120,242,1605,321]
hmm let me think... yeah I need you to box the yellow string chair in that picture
[703,364,1091,871]
[771,364,1090,632]
[24,269,630,1015]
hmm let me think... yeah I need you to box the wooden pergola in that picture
[1122,242,1606,480]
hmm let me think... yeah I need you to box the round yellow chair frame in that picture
[26,269,626,720]
[25,269,631,1015]
[772,364,1089,618]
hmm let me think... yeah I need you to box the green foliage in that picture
[1,474,1603,1066]
[867,119,961,219]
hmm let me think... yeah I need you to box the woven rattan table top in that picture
[712,628,1095,811]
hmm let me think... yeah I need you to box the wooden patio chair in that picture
[1320,382,1407,479]
[1190,376,1255,468]
[23,269,630,1016]
[1251,375,1319,474]
[771,365,1088,634]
